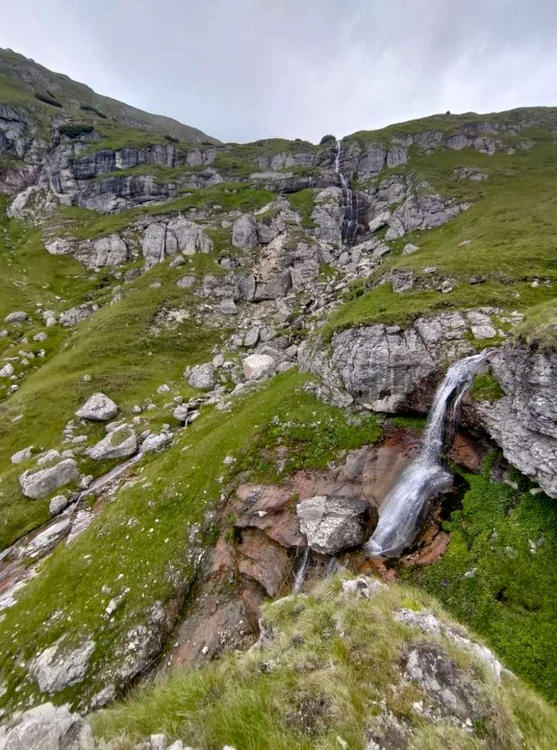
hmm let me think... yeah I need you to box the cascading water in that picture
[292,547,310,593]
[334,139,359,243]
[365,350,491,558]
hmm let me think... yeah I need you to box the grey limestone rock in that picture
[19,459,80,500]
[0,703,94,750]
[30,639,96,693]
[232,214,258,251]
[296,495,374,554]
[76,393,118,422]
[88,425,137,461]
[242,354,275,380]
[187,363,215,390]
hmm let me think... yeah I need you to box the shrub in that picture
[80,104,108,119]
[34,91,62,108]
[320,134,336,145]
[164,134,180,144]
[59,123,94,139]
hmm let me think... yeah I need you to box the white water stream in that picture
[334,139,359,243]
[365,351,491,558]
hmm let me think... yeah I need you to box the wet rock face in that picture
[476,345,557,498]
[296,495,376,555]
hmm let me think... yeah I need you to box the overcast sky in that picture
[1,0,556,143]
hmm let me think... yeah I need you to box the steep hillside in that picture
[1,52,557,746]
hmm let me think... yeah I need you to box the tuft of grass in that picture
[470,373,504,402]
[287,189,316,228]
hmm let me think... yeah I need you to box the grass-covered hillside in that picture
[94,576,557,750]
[0,47,218,145]
[323,128,557,344]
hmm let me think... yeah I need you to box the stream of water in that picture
[365,350,491,558]
[334,139,359,243]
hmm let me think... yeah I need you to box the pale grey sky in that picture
[2,0,557,143]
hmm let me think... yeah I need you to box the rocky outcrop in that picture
[366,174,471,242]
[0,703,94,750]
[476,345,557,498]
[299,311,498,411]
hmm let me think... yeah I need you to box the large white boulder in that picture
[187,363,215,390]
[75,393,118,422]
[0,703,94,750]
[88,425,137,461]
[19,459,80,500]
[243,354,275,380]
[30,639,96,693]
[296,495,373,555]
[232,214,258,251]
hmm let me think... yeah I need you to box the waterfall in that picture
[334,139,359,243]
[293,547,310,593]
[365,350,491,558]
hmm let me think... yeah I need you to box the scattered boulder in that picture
[88,425,137,461]
[4,311,28,324]
[296,495,375,555]
[187,363,215,390]
[232,214,258,251]
[59,304,95,327]
[30,638,95,693]
[11,446,33,465]
[0,363,15,378]
[243,354,275,380]
[19,459,80,500]
[177,275,196,289]
[49,494,71,515]
[76,393,118,422]
[142,432,171,453]
[24,517,72,558]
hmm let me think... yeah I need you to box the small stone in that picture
[49,494,70,515]
[219,298,237,315]
[33,332,48,342]
[243,327,260,347]
[11,446,33,465]
[177,275,196,289]
[0,363,14,378]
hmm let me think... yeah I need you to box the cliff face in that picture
[1,50,557,728]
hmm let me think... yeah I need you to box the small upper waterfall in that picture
[334,139,359,243]
[365,350,491,558]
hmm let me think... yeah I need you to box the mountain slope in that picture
[1,51,557,740]
[0,48,219,146]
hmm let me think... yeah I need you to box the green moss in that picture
[391,415,427,430]
[470,373,504,402]
[406,471,557,702]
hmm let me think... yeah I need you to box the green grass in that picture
[406,466,557,703]
[515,299,557,351]
[0,372,378,712]
[93,576,557,750]
[470,373,505,402]
[287,189,316,228]
[0,253,228,548]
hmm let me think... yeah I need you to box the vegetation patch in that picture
[59,123,95,139]
[470,373,504,402]
[287,188,316,228]
[406,465,557,702]
[94,576,557,750]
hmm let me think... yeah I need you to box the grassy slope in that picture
[0,47,218,144]
[0,213,230,547]
[94,577,557,750]
[0,372,381,712]
[405,463,557,703]
[322,136,557,338]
